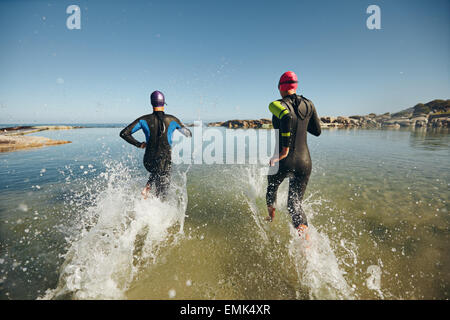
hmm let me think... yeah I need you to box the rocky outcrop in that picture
[208,119,273,129]
[207,111,449,130]
[0,135,71,152]
[1,125,83,136]
[0,125,77,152]
[319,113,449,129]
[428,116,450,128]
[320,115,378,128]
[320,100,449,129]
[205,100,450,130]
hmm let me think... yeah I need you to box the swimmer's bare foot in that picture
[266,206,275,222]
[141,184,150,199]
[297,224,311,248]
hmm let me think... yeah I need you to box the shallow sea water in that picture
[0,127,448,299]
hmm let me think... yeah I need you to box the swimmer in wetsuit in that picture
[120,90,192,200]
[266,71,321,238]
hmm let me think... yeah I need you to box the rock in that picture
[426,114,450,128]
[0,125,79,152]
[1,125,83,136]
[320,116,339,124]
[186,122,202,127]
[382,123,400,129]
[415,120,426,127]
[208,119,272,129]
[411,116,428,122]
[207,122,223,127]
[0,135,71,152]
[436,120,443,127]
[411,116,427,127]
[431,119,444,127]
[320,122,337,128]
[397,119,412,127]
[383,118,411,127]
[337,116,350,123]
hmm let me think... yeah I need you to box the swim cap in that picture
[150,90,165,108]
[278,71,298,92]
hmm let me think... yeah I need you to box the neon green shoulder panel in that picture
[269,101,289,119]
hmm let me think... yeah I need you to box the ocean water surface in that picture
[0,126,448,299]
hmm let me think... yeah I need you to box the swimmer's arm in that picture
[120,118,145,148]
[270,147,289,166]
[269,101,291,166]
[177,126,192,137]
[173,117,192,137]
[307,104,321,136]
[280,117,292,148]
[269,101,292,147]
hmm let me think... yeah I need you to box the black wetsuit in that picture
[120,111,191,199]
[266,94,321,228]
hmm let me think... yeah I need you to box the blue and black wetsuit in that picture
[120,111,191,199]
[266,94,321,228]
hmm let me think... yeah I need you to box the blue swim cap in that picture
[150,90,165,108]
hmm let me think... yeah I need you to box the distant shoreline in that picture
[3,98,448,130]
[208,99,450,129]
[206,113,450,130]
[1,99,449,153]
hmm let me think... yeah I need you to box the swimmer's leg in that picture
[288,173,310,240]
[266,170,288,222]
[155,171,171,201]
[142,160,157,199]
[142,178,152,199]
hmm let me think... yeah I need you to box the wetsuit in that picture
[120,111,191,199]
[266,94,321,228]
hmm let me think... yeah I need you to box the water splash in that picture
[240,165,355,299]
[366,264,384,298]
[242,166,269,243]
[41,161,189,300]
[288,225,354,300]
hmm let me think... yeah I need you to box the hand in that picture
[179,127,192,138]
[269,147,289,166]
[139,142,146,149]
[269,157,279,167]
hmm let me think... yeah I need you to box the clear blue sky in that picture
[0,0,449,124]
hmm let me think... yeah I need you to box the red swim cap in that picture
[278,71,298,92]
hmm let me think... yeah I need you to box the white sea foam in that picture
[243,166,269,243]
[366,265,384,298]
[289,225,354,300]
